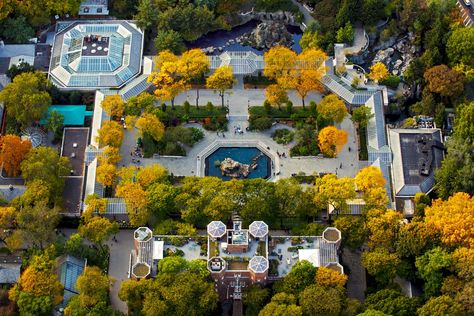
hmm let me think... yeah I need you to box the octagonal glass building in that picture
[49,20,143,90]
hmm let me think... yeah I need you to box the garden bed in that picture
[358,127,368,161]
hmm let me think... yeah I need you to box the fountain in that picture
[220,158,250,178]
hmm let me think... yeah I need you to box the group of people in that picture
[130,147,143,164]
[276,151,287,158]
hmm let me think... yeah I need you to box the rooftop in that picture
[389,128,444,197]
[49,20,143,89]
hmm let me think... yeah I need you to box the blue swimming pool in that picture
[205,147,271,180]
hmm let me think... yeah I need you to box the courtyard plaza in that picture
[118,85,360,179]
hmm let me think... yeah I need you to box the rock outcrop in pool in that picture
[220,158,250,178]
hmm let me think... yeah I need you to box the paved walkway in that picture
[108,229,134,314]
[342,247,366,302]
[291,0,315,27]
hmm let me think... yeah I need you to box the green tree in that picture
[336,22,354,43]
[147,183,177,219]
[243,285,270,316]
[278,260,316,295]
[362,248,401,285]
[121,271,218,316]
[64,266,115,316]
[300,285,344,316]
[259,292,302,316]
[126,92,155,116]
[6,61,35,80]
[446,26,474,67]
[46,110,64,140]
[16,200,61,249]
[134,0,158,31]
[436,102,474,198]
[364,289,421,316]
[20,146,71,201]
[361,0,387,25]
[333,216,367,250]
[351,106,373,128]
[79,216,118,250]
[0,71,51,128]
[417,295,464,316]
[0,16,34,43]
[415,247,452,297]
[154,30,186,55]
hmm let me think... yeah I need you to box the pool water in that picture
[188,20,303,55]
[205,147,271,180]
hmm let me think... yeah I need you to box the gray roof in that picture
[209,51,264,75]
[389,129,444,197]
[0,185,26,202]
[321,74,376,105]
[0,265,20,284]
[49,20,143,89]
[315,236,339,267]
[0,44,35,58]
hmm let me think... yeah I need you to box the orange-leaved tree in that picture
[317,94,347,123]
[424,64,465,98]
[206,65,236,108]
[148,50,187,108]
[97,120,124,148]
[315,266,348,288]
[369,62,389,83]
[101,95,126,119]
[265,47,326,108]
[424,192,474,248]
[135,113,165,142]
[265,84,288,110]
[287,48,326,107]
[317,126,348,157]
[0,134,32,177]
[179,48,210,108]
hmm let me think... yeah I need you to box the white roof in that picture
[299,249,320,267]
[153,240,164,260]
[249,221,268,238]
[207,221,227,238]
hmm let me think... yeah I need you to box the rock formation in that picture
[220,158,250,178]
[239,21,293,50]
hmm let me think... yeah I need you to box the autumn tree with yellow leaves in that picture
[424,192,474,248]
[0,134,32,177]
[264,46,327,107]
[315,266,348,288]
[314,174,356,213]
[369,62,389,83]
[355,166,388,208]
[101,95,126,119]
[206,65,236,107]
[96,163,117,188]
[265,84,288,110]
[135,112,165,142]
[317,94,347,123]
[317,126,348,157]
[116,182,149,226]
[98,146,121,166]
[180,49,210,107]
[96,120,124,148]
[9,251,64,315]
[148,50,187,108]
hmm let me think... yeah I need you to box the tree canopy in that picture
[0,71,51,128]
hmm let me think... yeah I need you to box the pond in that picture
[205,147,271,180]
[187,20,303,55]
